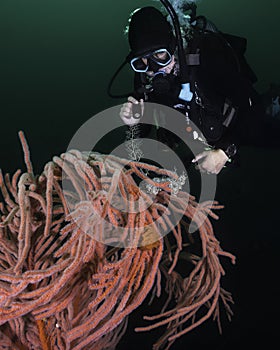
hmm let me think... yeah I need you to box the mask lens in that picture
[151,49,172,66]
[130,57,148,72]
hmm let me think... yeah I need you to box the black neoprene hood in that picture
[128,6,176,59]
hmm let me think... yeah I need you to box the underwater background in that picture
[0,1,279,349]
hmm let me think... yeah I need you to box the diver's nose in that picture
[141,58,148,65]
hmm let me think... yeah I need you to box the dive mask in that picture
[130,48,172,72]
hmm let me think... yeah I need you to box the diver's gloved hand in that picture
[119,96,144,126]
[192,149,229,174]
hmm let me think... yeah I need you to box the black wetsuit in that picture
[133,29,279,166]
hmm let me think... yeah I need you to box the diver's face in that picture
[142,49,169,65]
[144,55,176,77]
[142,50,169,75]
[130,48,175,74]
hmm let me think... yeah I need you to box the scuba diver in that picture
[108,2,270,174]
